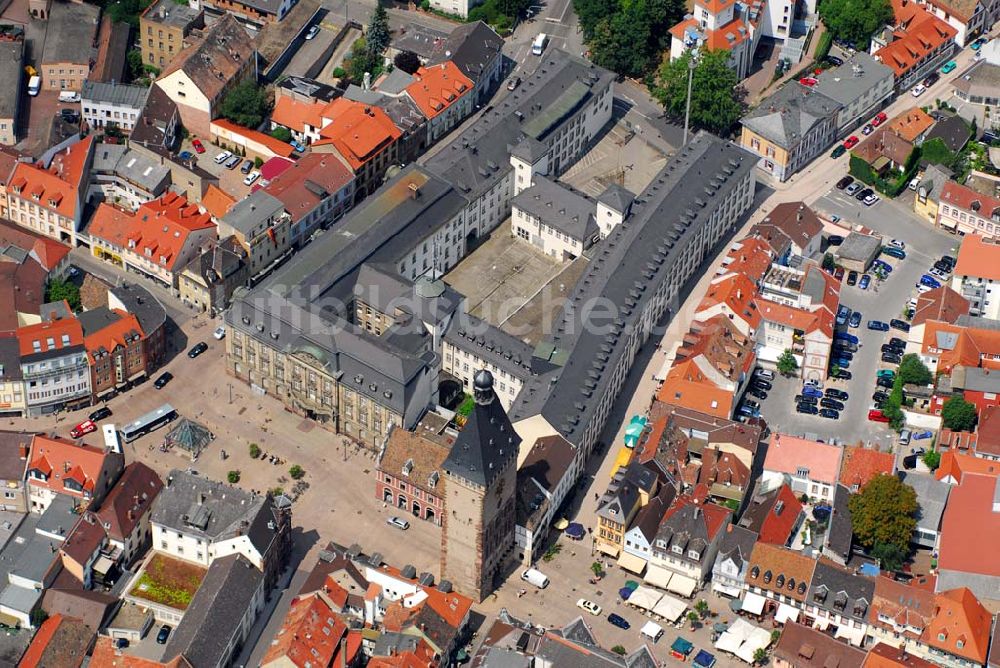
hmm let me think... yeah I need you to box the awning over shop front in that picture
[617,551,647,575]
[628,586,661,612]
[741,592,767,616]
[775,602,800,624]
[713,581,743,598]
[667,573,698,598]
[834,623,867,647]
[644,564,673,589]
[651,593,688,622]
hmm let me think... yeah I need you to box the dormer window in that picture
[656,539,667,549]
[775,574,785,588]
[750,565,759,579]
[687,549,700,560]
[938,632,948,642]
[672,544,683,555]
[402,458,413,477]
[796,467,809,477]
[763,570,772,584]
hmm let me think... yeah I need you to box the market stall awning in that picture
[553,518,570,530]
[623,415,648,448]
[628,586,662,612]
[611,447,633,476]
[736,627,774,664]
[713,581,743,598]
[565,523,585,539]
[741,592,767,616]
[667,573,698,598]
[694,650,717,668]
[651,593,687,622]
[617,551,647,575]
[640,621,663,640]
[671,637,694,656]
[644,564,673,589]
[775,602,800,624]
[834,623,867,647]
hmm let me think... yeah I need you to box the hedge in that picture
[815,32,833,62]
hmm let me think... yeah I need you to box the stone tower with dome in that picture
[440,369,519,601]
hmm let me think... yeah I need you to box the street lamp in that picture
[683,51,699,146]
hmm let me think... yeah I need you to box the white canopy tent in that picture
[740,592,767,616]
[667,573,698,598]
[651,593,688,622]
[715,618,755,655]
[641,620,664,641]
[775,602,800,624]
[735,627,774,664]
[628,586,662,612]
[644,565,673,589]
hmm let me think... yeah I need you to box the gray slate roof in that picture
[811,52,893,108]
[0,338,23,383]
[512,175,598,241]
[432,21,504,85]
[423,50,615,202]
[443,371,520,487]
[41,1,100,66]
[151,470,280,557]
[162,554,262,666]
[509,134,755,443]
[597,183,635,214]
[836,231,882,262]
[742,84,841,150]
[806,560,874,623]
[897,471,951,536]
[223,190,286,237]
[714,524,758,572]
[825,484,854,561]
[110,282,168,338]
[925,115,972,152]
[81,81,151,109]
[443,312,543,381]
[0,41,23,122]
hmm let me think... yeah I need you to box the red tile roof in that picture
[754,483,803,545]
[83,309,144,364]
[16,315,84,356]
[9,137,94,222]
[271,95,326,134]
[938,473,1000,580]
[90,636,194,667]
[316,98,402,170]
[722,237,774,283]
[744,543,817,602]
[935,450,1000,483]
[974,404,1000,457]
[954,233,1000,282]
[765,433,843,484]
[264,153,354,223]
[261,592,347,668]
[199,184,236,221]
[18,614,94,668]
[0,218,71,272]
[26,434,111,499]
[870,575,937,635]
[839,446,895,490]
[88,193,215,272]
[912,286,969,326]
[884,107,935,143]
[874,5,957,77]
[925,587,993,665]
[211,119,295,158]
[405,62,473,119]
[864,642,937,668]
[697,273,762,330]
[60,516,106,566]
[920,320,1000,373]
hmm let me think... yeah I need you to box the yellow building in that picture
[914,164,951,226]
[139,0,203,70]
[594,462,659,556]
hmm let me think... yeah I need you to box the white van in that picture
[28,76,40,97]
[899,429,912,446]
[58,91,81,103]
[532,33,548,56]
[520,568,549,589]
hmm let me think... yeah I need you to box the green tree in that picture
[897,354,933,386]
[219,81,269,129]
[753,647,768,665]
[818,0,894,48]
[289,464,305,480]
[654,50,743,135]
[589,9,653,78]
[227,470,241,484]
[695,599,710,619]
[922,449,941,470]
[249,443,261,458]
[270,126,292,143]
[591,561,603,577]
[822,253,836,271]
[393,50,421,74]
[127,49,145,83]
[30,608,48,627]
[919,137,957,169]
[106,0,154,27]
[367,2,391,55]
[345,37,383,83]
[776,349,798,376]
[870,541,908,571]
[941,395,978,431]
[611,645,627,656]
[46,278,81,311]
[848,474,917,559]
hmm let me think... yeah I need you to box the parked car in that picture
[856,187,874,202]
[89,407,112,422]
[751,378,772,391]
[289,139,306,153]
[70,420,97,439]
[737,405,759,418]
[864,193,880,206]
[873,259,893,273]
[844,135,860,149]
[386,516,410,530]
[577,599,602,616]
[930,267,950,279]
[835,332,859,345]
[154,372,173,389]
[941,60,957,73]
[923,72,940,87]
[847,271,858,286]
[191,138,205,153]
[890,319,911,332]
[608,614,631,630]
[156,625,171,644]
[836,176,854,190]
[803,386,824,399]
[872,111,888,126]
[187,342,208,358]
[243,170,261,186]
[861,123,875,135]
[849,311,862,328]
[820,398,845,411]
[877,376,895,389]
[240,160,253,174]
[826,55,844,66]
[859,274,871,290]
[825,388,849,400]
[59,108,79,123]
[795,395,818,405]
[836,305,851,326]
[889,337,907,349]
[754,369,775,381]
[868,320,890,331]
[882,352,903,364]
[911,83,927,97]
[833,357,852,369]
[882,246,906,260]
[919,275,941,289]
[178,150,194,161]
[872,391,889,403]
[913,430,934,440]
[845,182,863,195]
[972,37,988,50]
[877,369,896,379]
[213,326,226,340]
[507,76,522,91]
[831,145,847,158]
[214,151,232,164]
[748,388,768,400]
[224,155,241,169]
[797,403,819,415]
[305,24,320,39]
[868,408,890,422]
[831,368,853,380]
[819,408,841,419]
[800,76,819,86]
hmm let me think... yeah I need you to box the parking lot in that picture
[753,187,957,450]
[177,137,261,198]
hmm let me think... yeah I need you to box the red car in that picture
[868,409,890,423]
[70,420,97,439]
[872,112,888,127]
[192,139,205,154]
[799,77,818,87]
[843,135,860,149]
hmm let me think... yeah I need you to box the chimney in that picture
[340,636,348,668]
[198,492,206,505]
[18,443,28,459]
